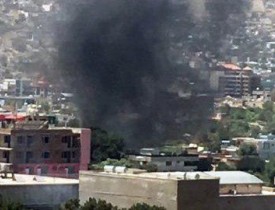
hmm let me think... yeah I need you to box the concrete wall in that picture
[80,128,91,170]
[219,195,275,210]
[151,156,198,172]
[79,171,221,210]
[210,71,224,91]
[14,163,80,178]
[0,184,78,210]
[220,184,262,195]
[177,179,220,210]
[79,171,178,210]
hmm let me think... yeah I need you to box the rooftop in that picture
[81,170,215,181]
[204,171,263,185]
[81,171,263,185]
[0,174,79,186]
[221,63,241,70]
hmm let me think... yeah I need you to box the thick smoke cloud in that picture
[55,0,250,147]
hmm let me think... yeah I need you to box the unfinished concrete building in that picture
[0,119,91,178]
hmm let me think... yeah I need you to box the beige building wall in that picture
[79,171,220,210]
[80,171,178,210]
[220,184,262,195]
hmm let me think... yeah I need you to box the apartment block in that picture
[210,64,257,97]
[0,120,91,178]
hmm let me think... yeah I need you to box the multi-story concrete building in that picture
[128,148,199,172]
[233,134,275,160]
[210,63,256,97]
[0,173,78,210]
[0,119,91,178]
[79,170,275,210]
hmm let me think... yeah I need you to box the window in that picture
[62,136,70,143]
[72,151,78,159]
[166,161,172,166]
[26,151,33,163]
[72,137,79,148]
[17,136,24,144]
[42,152,50,159]
[16,152,23,159]
[26,151,33,158]
[27,136,33,146]
[61,151,70,159]
[185,161,198,166]
[3,151,8,159]
[42,136,49,144]
[263,142,270,150]
[4,135,10,143]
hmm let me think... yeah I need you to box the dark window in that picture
[26,151,33,163]
[3,151,8,158]
[26,151,33,158]
[4,135,10,143]
[166,161,172,166]
[61,151,70,159]
[17,136,24,144]
[263,142,270,150]
[42,152,50,159]
[185,161,198,166]
[27,136,33,146]
[16,152,23,159]
[72,151,78,159]
[62,136,69,143]
[72,137,79,148]
[42,136,49,144]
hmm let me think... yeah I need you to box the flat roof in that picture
[0,174,79,186]
[80,170,217,181]
[81,170,264,185]
[204,171,263,185]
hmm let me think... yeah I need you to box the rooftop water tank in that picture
[104,165,115,173]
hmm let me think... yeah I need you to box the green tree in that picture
[60,199,80,210]
[263,101,274,112]
[0,197,25,210]
[82,198,118,210]
[141,163,158,172]
[264,158,275,187]
[250,126,261,138]
[238,143,257,156]
[60,198,166,210]
[91,128,125,163]
[237,156,265,173]
[216,162,236,171]
[129,203,166,210]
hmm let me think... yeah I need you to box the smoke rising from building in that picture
[55,0,250,146]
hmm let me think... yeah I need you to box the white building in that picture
[129,148,198,172]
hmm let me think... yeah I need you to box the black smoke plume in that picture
[55,0,250,147]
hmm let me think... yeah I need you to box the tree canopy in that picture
[90,127,125,163]
[60,198,166,210]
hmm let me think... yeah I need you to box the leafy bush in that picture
[61,198,166,210]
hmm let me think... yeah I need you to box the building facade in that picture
[210,63,255,97]
[79,170,275,210]
[129,148,199,172]
[0,120,91,178]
